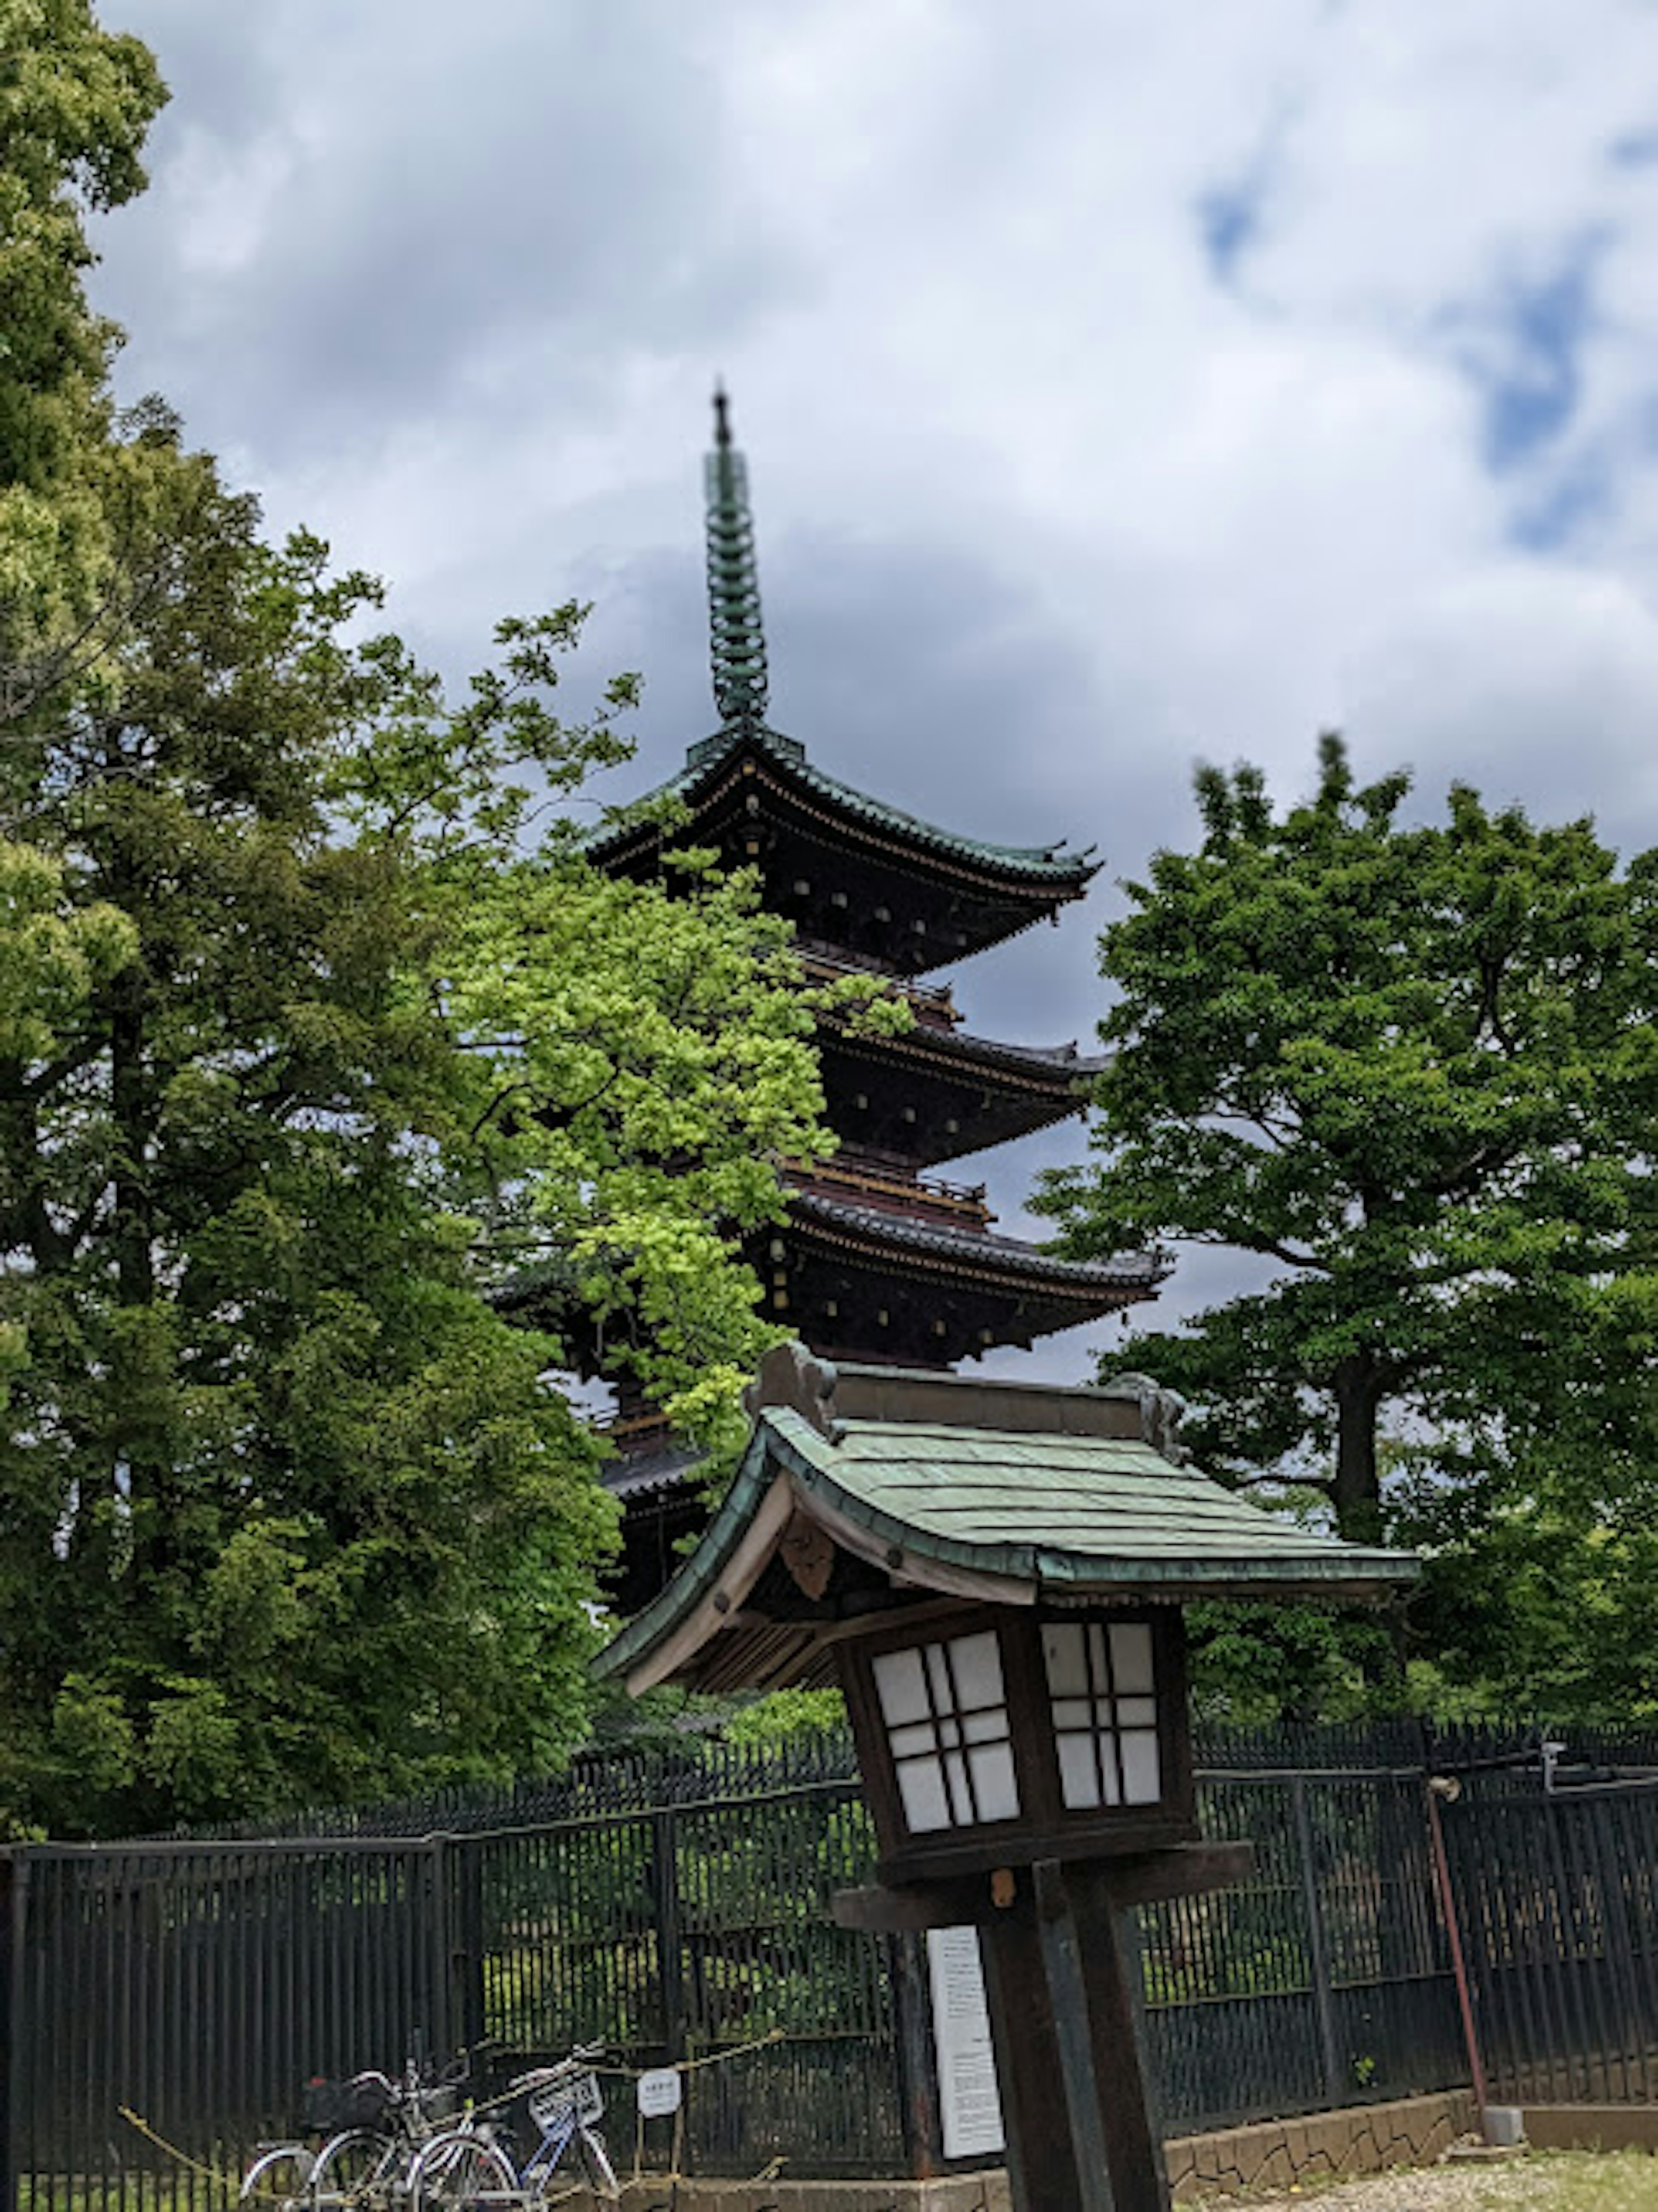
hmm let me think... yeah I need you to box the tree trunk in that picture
[1331,1354,1385,1547]
[109,959,169,1585]
[110,971,155,1314]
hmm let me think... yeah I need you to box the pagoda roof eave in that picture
[583,722,1100,897]
[788,1189,1166,1300]
[827,1019,1108,1093]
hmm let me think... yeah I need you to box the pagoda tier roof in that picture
[786,1189,1164,1314]
[820,1019,1104,1165]
[838,1016,1106,1086]
[584,722,1098,971]
[589,723,1096,885]
[490,1182,1157,1377]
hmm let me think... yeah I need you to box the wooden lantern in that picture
[837,1604,1195,1884]
[594,1345,1417,2212]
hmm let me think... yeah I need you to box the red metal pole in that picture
[1425,1778,1490,2117]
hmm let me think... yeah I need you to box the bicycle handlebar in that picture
[506,2045,607,2093]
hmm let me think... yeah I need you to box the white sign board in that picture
[636,2066,683,2118]
[927,1925,1005,2159]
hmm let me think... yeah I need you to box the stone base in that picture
[1521,2105,1658,2155]
[604,2185,1012,2211]
[563,2091,1477,2208]
[1165,2091,1479,2200]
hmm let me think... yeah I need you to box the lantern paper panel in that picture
[1042,1620,1162,1811]
[871,1629,1021,1832]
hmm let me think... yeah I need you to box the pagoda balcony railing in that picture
[593,1407,675,1446]
[779,1154,992,1228]
[797,943,959,1030]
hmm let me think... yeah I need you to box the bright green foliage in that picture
[435,851,834,1462]
[724,1688,847,1747]
[1039,737,1658,1608]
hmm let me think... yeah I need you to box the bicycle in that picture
[408,2048,619,2209]
[239,2050,469,2211]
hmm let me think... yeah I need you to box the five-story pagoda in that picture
[587,396,1168,1599]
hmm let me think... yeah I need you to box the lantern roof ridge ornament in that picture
[593,1348,1419,1696]
[741,1339,841,1440]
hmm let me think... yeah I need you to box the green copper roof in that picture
[594,1360,1418,1692]
[585,722,1099,889]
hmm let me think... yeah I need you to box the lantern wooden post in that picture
[835,1845,1254,2212]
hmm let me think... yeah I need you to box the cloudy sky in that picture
[90,0,1658,1375]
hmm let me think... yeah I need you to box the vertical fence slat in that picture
[652,1808,684,2069]
[1289,1774,1345,2110]
[0,1858,19,2212]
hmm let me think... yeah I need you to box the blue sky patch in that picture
[1199,181,1260,282]
[1509,461,1608,553]
[1609,126,1658,167]
[1475,241,1600,471]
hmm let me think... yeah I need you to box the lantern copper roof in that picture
[594,1348,1419,1696]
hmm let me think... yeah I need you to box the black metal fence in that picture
[1139,1768,1467,2130]
[1444,1780,1658,2107]
[0,1840,460,2212]
[5,1721,1658,2206]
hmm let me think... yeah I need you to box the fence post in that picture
[440,1839,487,2065]
[1289,1775,1346,2109]
[0,1854,24,2212]
[1423,1781,1489,2113]
[650,1809,685,2066]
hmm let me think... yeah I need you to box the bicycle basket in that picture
[527,2071,603,2131]
[492,2069,603,2161]
[414,2081,463,2126]
[300,2077,393,2133]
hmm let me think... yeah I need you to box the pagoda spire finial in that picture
[705,384,769,727]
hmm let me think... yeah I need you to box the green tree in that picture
[0,4,853,1835]
[1401,1489,1658,1723]
[0,426,839,1835]
[1038,737,1658,1558]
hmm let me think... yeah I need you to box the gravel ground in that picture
[1196,2149,1658,2210]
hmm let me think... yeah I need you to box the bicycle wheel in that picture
[239,2144,314,2210]
[576,2127,620,2204]
[409,2130,518,2212]
[307,2129,396,2211]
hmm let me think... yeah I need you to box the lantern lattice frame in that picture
[837,1603,1196,1884]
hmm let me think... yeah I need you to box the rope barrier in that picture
[119,2108,279,2201]
[122,2029,797,2209]
[592,2023,788,2081]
